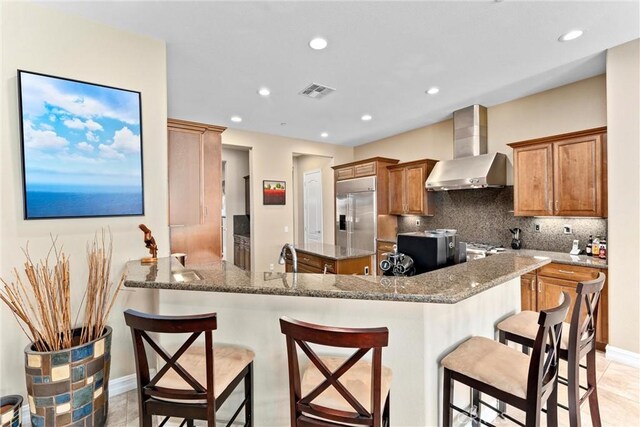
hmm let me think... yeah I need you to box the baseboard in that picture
[21,371,142,424]
[606,344,640,368]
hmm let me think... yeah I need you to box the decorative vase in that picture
[24,327,112,427]
[0,395,23,427]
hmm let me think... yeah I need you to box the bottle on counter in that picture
[599,238,607,259]
[592,236,600,256]
[586,235,593,256]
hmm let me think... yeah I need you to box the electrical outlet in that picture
[534,223,541,232]
[269,263,274,271]
[284,226,289,233]
[563,224,573,234]
[416,218,421,226]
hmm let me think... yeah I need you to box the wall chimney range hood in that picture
[426,105,507,191]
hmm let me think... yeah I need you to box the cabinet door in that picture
[388,168,405,214]
[233,242,242,268]
[335,167,355,181]
[245,244,251,271]
[538,276,577,325]
[404,165,426,214]
[521,274,537,311]
[554,134,604,216]
[513,144,554,216]
[354,162,376,177]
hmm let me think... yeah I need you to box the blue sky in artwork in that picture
[20,72,142,189]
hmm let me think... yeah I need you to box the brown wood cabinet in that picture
[233,235,251,271]
[285,251,373,275]
[520,272,538,312]
[509,127,607,217]
[520,263,608,350]
[387,159,438,216]
[332,157,400,215]
[376,240,396,276]
[168,119,225,265]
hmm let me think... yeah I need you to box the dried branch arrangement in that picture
[0,231,124,352]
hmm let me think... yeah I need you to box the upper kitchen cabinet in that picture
[509,127,607,217]
[387,159,438,216]
[332,157,399,214]
[168,119,225,264]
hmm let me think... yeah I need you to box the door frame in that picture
[303,169,323,245]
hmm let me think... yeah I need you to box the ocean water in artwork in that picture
[26,184,143,218]
[19,71,144,218]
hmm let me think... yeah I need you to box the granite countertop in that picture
[292,242,375,260]
[506,249,608,268]
[124,253,550,304]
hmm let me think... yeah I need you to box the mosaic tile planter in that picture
[24,327,112,427]
[0,395,22,427]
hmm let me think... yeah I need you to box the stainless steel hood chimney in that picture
[425,105,507,191]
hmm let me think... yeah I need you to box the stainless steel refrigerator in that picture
[335,176,376,252]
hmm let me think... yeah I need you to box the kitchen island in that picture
[282,242,375,275]
[124,254,550,426]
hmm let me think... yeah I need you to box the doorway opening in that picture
[222,145,251,270]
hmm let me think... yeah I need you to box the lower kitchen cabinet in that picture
[520,263,608,350]
[520,272,538,312]
[233,235,251,271]
[376,240,396,276]
[285,251,373,275]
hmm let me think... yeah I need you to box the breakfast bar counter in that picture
[123,254,550,426]
[124,252,549,303]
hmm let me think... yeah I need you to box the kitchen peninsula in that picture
[124,253,550,425]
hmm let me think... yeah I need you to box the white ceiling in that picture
[43,1,639,146]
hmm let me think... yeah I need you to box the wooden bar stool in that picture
[497,273,605,427]
[124,310,254,427]
[279,316,392,427]
[441,291,571,427]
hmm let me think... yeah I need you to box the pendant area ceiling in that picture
[42,1,639,146]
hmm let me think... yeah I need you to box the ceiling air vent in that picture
[299,83,335,99]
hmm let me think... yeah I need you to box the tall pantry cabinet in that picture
[168,119,225,264]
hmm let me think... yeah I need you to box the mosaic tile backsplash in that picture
[398,187,607,253]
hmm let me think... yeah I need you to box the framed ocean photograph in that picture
[17,70,144,219]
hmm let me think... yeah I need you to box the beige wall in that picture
[0,2,167,395]
[222,129,353,271]
[355,75,607,185]
[606,39,640,354]
[293,155,334,246]
[221,147,250,265]
[354,119,453,163]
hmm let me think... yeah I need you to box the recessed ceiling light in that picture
[230,116,242,123]
[426,87,440,95]
[558,30,583,42]
[361,114,373,121]
[258,87,271,96]
[320,132,329,138]
[309,37,328,50]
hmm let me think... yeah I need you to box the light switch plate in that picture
[534,223,541,232]
[563,224,572,234]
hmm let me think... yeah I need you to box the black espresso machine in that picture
[379,230,467,276]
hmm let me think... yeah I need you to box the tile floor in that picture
[54,351,638,426]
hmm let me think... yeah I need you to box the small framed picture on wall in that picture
[263,180,286,205]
